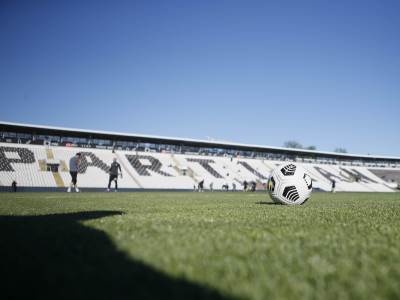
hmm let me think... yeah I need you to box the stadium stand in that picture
[368,168,400,189]
[0,142,397,192]
[0,121,399,192]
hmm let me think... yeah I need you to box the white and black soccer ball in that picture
[267,163,312,205]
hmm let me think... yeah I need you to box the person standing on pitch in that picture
[11,180,17,192]
[198,179,204,192]
[108,158,122,192]
[331,179,336,193]
[243,180,248,191]
[68,153,81,192]
[209,182,214,192]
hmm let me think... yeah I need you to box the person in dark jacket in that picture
[251,181,256,192]
[108,158,122,192]
[11,180,17,192]
[198,180,204,192]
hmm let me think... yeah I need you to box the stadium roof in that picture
[1,121,399,161]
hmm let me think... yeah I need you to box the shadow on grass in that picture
[255,201,280,205]
[0,211,230,300]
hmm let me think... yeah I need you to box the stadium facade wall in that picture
[0,143,398,192]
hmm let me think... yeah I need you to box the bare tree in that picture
[334,147,347,153]
[305,145,317,150]
[283,141,303,149]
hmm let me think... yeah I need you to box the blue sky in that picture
[0,0,399,156]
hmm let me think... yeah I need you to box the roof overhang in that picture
[1,121,399,161]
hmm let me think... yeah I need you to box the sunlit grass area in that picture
[0,191,399,299]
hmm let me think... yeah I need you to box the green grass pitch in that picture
[1,191,399,300]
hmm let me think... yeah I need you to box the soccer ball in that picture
[267,163,312,205]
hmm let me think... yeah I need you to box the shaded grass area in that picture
[0,192,399,299]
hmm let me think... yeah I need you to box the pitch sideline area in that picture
[1,192,399,299]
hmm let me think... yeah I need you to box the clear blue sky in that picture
[0,0,399,156]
